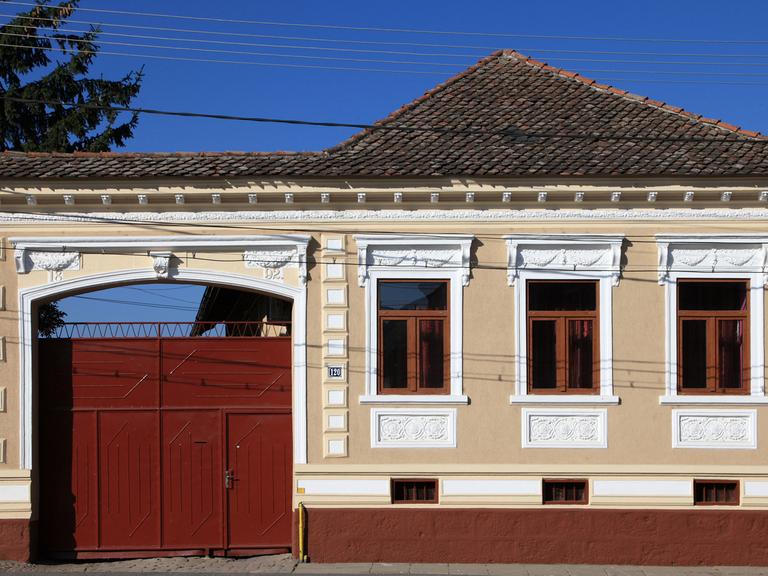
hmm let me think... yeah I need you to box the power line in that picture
[5,95,768,139]
[5,1,768,46]
[8,12,768,59]
[0,31,468,67]
[13,28,768,70]
[0,41,452,75]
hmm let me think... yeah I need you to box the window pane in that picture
[679,281,747,311]
[568,320,594,389]
[531,320,557,389]
[382,320,408,389]
[419,319,444,389]
[681,320,707,389]
[719,319,744,389]
[528,282,597,311]
[379,281,448,310]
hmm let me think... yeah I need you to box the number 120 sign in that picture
[327,366,343,379]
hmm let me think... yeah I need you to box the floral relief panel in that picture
[522,408,608,448]
[371,408,456,448]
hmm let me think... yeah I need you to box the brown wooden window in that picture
[693,480,739,506]
[527,281,599,394]
[542,479,588,504]
[391,479,438,504]
[678,280,749,394]
[378,280,449,394]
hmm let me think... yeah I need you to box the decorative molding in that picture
[0,439,5,464]
[297,479,389,496]
[243,247,300,281]
[17,266,308,470]
[510,394,619,405]
[442,479,541,496]
[656,235,768,286]
[371,408,457,448]
[592,480,691,498]
[657,235,767,401]
[11,234,311,285]
[355,234,473,287]
[15,249,80,281]
[0,484,30,503]
[8,208,768,225]
[505,234,624,287]
[744,481,768,498]
[672,409,756,449]
[149,251,172,279]
[522,408,608,449]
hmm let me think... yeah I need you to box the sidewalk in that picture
[1,554,767,575]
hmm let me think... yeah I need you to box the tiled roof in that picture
[3,50,768,179]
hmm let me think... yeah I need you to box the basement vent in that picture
[542,479,588,505]
[694,480,739,506]
[391,479,438,504]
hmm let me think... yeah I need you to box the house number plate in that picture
[327,365,343,379]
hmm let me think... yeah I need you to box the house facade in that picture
[2,50,768,565]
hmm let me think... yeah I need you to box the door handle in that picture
[224,469,234,489]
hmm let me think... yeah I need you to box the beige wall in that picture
[2,204,768,510]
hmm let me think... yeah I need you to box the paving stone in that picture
[485,564,531,576]
[370,563,411,574]
[411,564,452,575]
[526,565,571,576]
[447,565,489,576]
[297,562,373,574]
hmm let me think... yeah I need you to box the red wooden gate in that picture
[39,322,292,558]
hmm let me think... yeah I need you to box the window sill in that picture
[359,394,469,405]
[659,395,768,405]
[509,394,620,405]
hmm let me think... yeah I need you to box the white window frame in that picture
[505,234,624,405]
[356,234,473,404]
[657,235,768,405]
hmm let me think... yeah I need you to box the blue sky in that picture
[14,0,768,321]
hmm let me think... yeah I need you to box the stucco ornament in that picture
[678,415,752,447]
[150,252,173,279]
[656,239,768,285]
[529,415,599,443]
[15,250,80,282]
[355,235,474,287]
[505,235,624,287]
[243,247,298,281]
[378,415,450,444]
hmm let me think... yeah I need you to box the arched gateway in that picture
[13,235,308,559]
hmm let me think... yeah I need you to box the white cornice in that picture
[2,208,768,224]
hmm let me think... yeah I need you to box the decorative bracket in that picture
[149,251,173,279]
[14,248,80,282]
[243,246,306,283]
[656,235,768,286]
[355,234,474,287]
[505,234,624,286]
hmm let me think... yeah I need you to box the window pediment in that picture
[505,234,625,286]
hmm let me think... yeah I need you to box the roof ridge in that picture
[323,50,507,154]
[1,150,323,158]
[500,49,768,140]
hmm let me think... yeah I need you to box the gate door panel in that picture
[99,411,161,549]
[39,321,292,557]
[227,413,292,549]
[162,338,292,408]
[162,410,223,548]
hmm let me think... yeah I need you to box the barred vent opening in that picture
[543,479,588,504]
[391,479,438,504]
[694,480,739,505]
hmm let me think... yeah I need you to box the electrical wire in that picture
[5,1,768,46]
[4,95,768,139]
[8,12,768,59]
[0,41,452,75]
[12,29,768,70]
